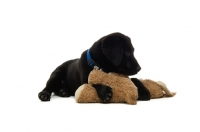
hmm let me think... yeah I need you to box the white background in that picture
[0,0,200,132]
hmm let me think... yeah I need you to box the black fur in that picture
[92,84,113,103]
[131,78,151,100]
[38,32,150,102]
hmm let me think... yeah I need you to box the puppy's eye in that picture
[125,51,131,56]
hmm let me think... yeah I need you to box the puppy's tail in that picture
[157,81,176,97]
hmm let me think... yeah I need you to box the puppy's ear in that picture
[101,36,123,66]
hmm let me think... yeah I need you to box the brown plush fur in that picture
[140,79,176,99]
[75,70,138,104]
[75,70,176,105]
[75,84,101,103]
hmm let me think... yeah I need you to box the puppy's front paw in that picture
[38,91,51,101]
[138,88,150,101]
[93,84,113,103]
[99,87,113,103]
[131,78,150,101]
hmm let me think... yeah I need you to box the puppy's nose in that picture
[136,66,141,72]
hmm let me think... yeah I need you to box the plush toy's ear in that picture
[101,36,123,66]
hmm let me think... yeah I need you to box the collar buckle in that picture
[93,66,100,70]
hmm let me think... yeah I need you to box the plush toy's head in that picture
[75,70,138,105]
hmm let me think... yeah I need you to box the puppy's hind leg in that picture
[38,65,66,101]
[53,82,70,97]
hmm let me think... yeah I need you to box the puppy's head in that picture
[91,32,141,76]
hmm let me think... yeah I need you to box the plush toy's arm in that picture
[131,78,150,100]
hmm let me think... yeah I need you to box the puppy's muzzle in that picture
[136,66,141,72]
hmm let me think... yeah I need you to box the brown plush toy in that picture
[75,70,138,104]
[75,70,176,105]
[139,79,176,99]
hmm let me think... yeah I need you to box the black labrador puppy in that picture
[38,32,150,101]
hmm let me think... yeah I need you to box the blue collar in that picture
[87,49,101,70]
[87,49,108,71]
[87,49,95,67]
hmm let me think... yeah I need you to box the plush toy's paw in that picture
[59,89,70,97]
[93,84,113,103]
[38,91,51,101]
